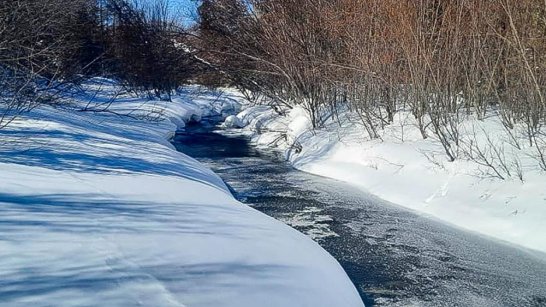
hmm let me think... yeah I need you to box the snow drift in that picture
[0,80,363,307]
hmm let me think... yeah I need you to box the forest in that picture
[2,0,546,177]
[197,0,546,172]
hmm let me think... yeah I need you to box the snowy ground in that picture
[225,101,546,255]
[0,79,363,307]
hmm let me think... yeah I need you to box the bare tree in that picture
[195,0,546,169]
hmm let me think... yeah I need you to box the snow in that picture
[222,115,244,128]
[231,102,546,255]
[0,79,363,306]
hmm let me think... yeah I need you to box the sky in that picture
[141,0,199,26]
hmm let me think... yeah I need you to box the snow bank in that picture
[233,103,546,255]
[0,80,363,306]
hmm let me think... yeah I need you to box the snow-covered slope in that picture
[0,80,363,307]
[231,103,546,255]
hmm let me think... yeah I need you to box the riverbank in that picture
[0,79,363,306]
[227,102,546,255]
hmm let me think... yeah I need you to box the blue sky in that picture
[141,0,199,26]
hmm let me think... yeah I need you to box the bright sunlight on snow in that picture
[231,102,546,254]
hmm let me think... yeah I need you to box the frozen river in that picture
[173,120,546,306]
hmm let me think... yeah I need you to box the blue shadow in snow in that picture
[0,191,292,304]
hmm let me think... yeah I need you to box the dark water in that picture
[172,119,546,307]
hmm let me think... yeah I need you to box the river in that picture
[172,118,546,307]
